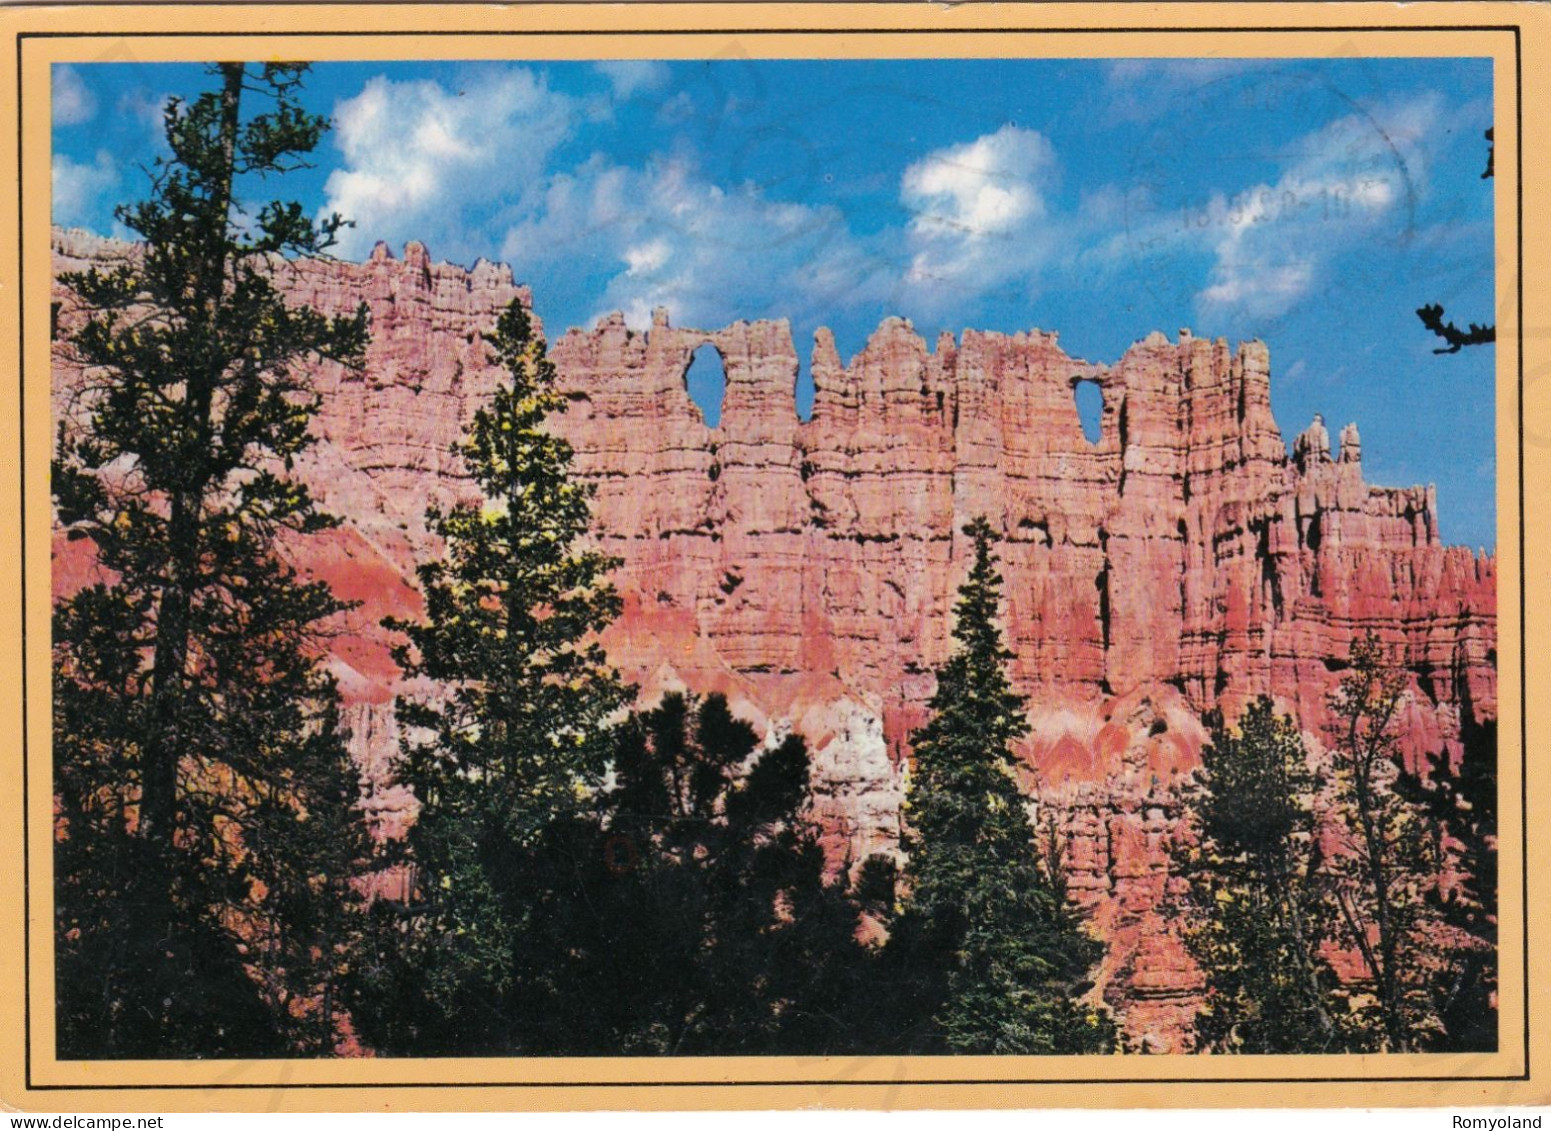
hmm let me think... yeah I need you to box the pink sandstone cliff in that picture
[50,229,1497,1052]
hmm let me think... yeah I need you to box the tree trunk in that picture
[138,63,244,847]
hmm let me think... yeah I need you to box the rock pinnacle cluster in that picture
[51,229,1496,1050]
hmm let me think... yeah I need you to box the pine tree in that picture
[1177,698,1347,1052]
[892,517,1112,1054]
[52,63,371,1057]
[1178,644,1473,1054]
[1324,633,1443,1051]
[1396,714,1497,1050]
[351,298,631,1055]
[586,692,868,1054]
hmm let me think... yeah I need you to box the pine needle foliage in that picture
[52,62,371,1058]
[354,299,631,1054]
[1179,638,1479,1054]
[584,692,867,1054]
[894,517,1113,1054]
[1396,715,1498,1051]
[1324,633,1444,1051]
[1178,699,1348,1052]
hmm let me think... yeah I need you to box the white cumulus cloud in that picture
[902,125,1053,241]
[498,124,1076,335]
[897,125,1063,311]
[1191,94,1438,322]
[321,69,579,262]
[1074,92,1442,329]
[337,83,1449,347]
[501,154,896,333]
[624,238,671,276]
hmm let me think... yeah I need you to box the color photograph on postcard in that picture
[29,15,1518,1092]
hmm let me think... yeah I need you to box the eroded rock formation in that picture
[50,229,1497,1052]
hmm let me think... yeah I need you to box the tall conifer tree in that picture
[892,517,1112,1054]
[1178,699,1346,1052]
[1324,634,1442,1051]
[52,62,370,1056]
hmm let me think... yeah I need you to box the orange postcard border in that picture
[1,3,1542,1111]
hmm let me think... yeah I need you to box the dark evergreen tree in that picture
[1396,714,1498,1050]
[52,62,371,1057]
[349,298,631,1055]
[1177,644,1483,1054]
[890,517,1113,1054]
[1323,633,1443,1051]
[1176,698,1348,1052]
[580,692,869,1054]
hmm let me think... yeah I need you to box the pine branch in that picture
[1415,128,1494,356]
[1416,303,1495,354]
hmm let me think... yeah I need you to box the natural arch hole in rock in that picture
[795,354,815,422]
[1073,379,1104,446]
[685,344,727,428]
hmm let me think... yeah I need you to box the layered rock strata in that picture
[50,230,1497,1051]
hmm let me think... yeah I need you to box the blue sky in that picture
[52,57,1497,548]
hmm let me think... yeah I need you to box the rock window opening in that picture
[685,344,727,428]
[795,354,815,423]
[1074,379,1103,446]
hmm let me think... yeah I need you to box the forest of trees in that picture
[50,63,1499,1059]
[1177,650,1498,1054]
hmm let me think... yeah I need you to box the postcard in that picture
[1,0,1546,1112]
